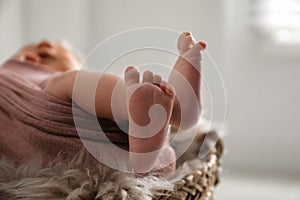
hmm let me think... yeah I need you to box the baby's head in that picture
[12,39,83,72]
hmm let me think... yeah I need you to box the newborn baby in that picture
[6,32,206,173]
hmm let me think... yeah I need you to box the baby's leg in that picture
[169,32,206,129]
[124,66,175,173]
[44,32,205,130]
[44,68,176,173]
[44,70,128,121]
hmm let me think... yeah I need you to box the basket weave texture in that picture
[155,131,223,200]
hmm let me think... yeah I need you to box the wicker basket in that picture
[155,130,223,200]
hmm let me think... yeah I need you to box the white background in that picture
[1,0,299,199]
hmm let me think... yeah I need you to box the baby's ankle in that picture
[170,99,201,129]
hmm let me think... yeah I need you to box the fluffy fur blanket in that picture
[0,129,221,200]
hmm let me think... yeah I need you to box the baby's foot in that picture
[124,66,175,173]
[168,32,206,129]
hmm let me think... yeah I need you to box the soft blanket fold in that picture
[0,60,129,166]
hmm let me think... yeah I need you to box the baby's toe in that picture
[177,32,196,54]
[177,32,191,48]
[161,81,175,98]
[125,66,140,86]
[180,35,195,53]
[199,41,207,49]
[183,41,207,62]
[190,41,207,52]
[152,74,162,85]
[142,70,153,83]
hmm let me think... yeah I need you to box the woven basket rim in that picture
[154,133,223,200]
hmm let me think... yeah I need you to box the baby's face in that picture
[13,40,81,72]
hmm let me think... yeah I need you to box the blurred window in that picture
[251,0,300,45]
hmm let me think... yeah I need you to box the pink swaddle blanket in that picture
[0,60,129,166]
